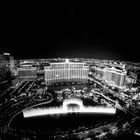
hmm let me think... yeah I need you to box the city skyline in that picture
[1,52,140,139]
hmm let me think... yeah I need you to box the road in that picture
[90,77,140,119]
[7,92,53,128]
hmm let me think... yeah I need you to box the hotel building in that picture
[94,66,127,89]
[17,66,37,81]
[44,59,89,85]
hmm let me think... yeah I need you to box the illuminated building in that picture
[44,59,89,85]
[17,67,37,81]
[94,66,127,88]
[0,53,11,67]
[0,53,13,84]
[94,67,105,79]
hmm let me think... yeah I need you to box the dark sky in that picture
[1,3,139,62]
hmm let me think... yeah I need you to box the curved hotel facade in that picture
[45,59,89,85]
[94,66,127,89]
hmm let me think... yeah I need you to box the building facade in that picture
[0,53,13,83]
[94,66,127,89]
[0,53,10,67]
[45,59,89,85]
[17,67,37,81]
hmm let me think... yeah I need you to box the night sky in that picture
[1,3,139,62]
